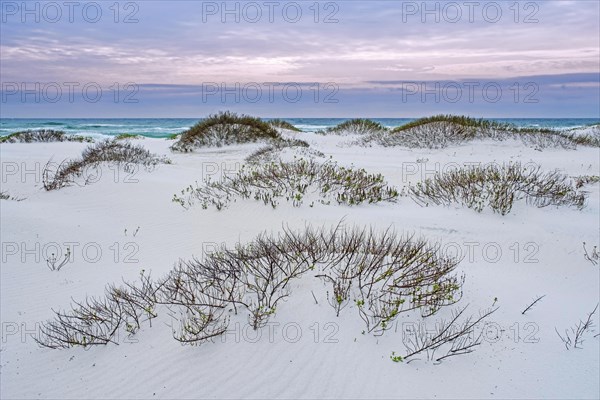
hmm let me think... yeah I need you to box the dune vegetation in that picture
[170,111,281,152]
[318,118,388,135]
[36,223,473,356]
[173,158,399,210]
[408,163,587,215]
[358,115,600,150]
[267,119,302,132]
[114,133,144,140]
[574,175,600,188]
[244,138,322,164]
[42,139,171,191]
[0,129,93,143]
[0,191,25,201]
[394,115,506,132]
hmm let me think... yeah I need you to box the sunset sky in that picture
[1,0,599,117]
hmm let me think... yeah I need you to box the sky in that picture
[0,0,599,117]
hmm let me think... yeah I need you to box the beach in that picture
[1,123,599,399]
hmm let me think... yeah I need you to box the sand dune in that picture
[1,131,599,399]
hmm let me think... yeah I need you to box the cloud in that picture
[0,1,598,116]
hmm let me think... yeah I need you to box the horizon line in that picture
[2,116,600,120]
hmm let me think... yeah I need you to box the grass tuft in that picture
[0,191,25,201]
[268,119,302,132]
[574,175,600,189]
[173,158,399,210]
[318,119,388,135]
[358,115,599,150]
[0,130,93,143]
[408,163,586,215]
[245,138,320,164]
[115,133,143,140]
[393,115,507,132]
[171,111,281,152]
[43,139,171,191]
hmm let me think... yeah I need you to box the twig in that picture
[522,295,546,315]
[311,290,318,305]
[556,303,599,349]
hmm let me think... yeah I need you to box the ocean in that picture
[1,118,598,139]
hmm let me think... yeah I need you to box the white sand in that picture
[1,132,599,399]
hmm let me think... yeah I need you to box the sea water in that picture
[1,117,598,139]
